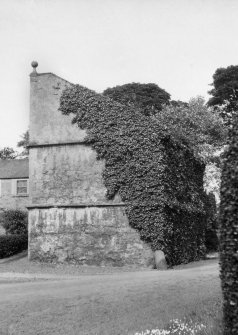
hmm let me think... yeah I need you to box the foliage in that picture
[103,87,227,162]
[1,209,28,235]
[0,131,29,160]
[103,82,170,116]
[208,65,238,107]
[219,115,238,334]
[203,161,221,205]
[214,98,238,127]
[208,65,238,125]
[204,193,218,252]
[59,84,209,266]
[0,147,17,159]
[155,97,227,160]
[170,100,188,108]
[17,130,29,156]
[0,234,28,259]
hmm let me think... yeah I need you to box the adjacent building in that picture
[0,158,29,212]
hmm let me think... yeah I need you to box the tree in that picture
[0,147,17,159]
[208,65,238,124]
[104,83,226,162]
[155,96,227,161]
[103,83,171,116]
[17,130,29,156]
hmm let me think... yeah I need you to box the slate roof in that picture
[0,159,29,179]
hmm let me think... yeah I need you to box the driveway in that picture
[0,259,221,335]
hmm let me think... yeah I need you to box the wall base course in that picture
[28,207,154,268]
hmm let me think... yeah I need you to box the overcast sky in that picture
[0,0,238,149]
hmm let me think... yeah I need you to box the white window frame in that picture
[14,179,29,196]
[0,179,29,197]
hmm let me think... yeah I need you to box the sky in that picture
[0,0,238,149]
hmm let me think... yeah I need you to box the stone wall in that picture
[30,73,86,145]
[29,145,121,205]
[29,207,153,267]
[28,64,154,267]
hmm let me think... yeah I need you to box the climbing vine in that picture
[59,84,208,265]
[219,116,238,334]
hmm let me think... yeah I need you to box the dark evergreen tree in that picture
[103,83,170,116]
[208,65,238,125]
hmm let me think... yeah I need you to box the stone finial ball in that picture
[31,61,38,69]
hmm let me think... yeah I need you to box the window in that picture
[16,180,28,195]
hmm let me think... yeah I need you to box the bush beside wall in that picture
[0,234,28,259]
[1,209,28,235]
[0,209,28,259]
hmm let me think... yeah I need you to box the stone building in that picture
[0,158,29,212]
[28,62,154,267]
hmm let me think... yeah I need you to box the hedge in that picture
[204,192,219,252]
[59,84,210,266]
[1,209,28,235]
[0,234,28,259]
[220,116,238,334]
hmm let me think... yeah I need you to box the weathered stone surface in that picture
[28,207,154,267]
[28,70,154,268]
[30,73,86,145]
[154,250,167,270]
[29,145,121,205]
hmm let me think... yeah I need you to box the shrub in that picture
[0,234,28,258]
[59,84,209,266]
[204,193,219,252]
[219,115,238,334]
[1,209,28,235]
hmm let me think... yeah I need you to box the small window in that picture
[16,180,28,195]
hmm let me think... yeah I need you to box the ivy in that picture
[59,84,208,266]
[219,116,238,334]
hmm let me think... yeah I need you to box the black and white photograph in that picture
[0,0,237,334]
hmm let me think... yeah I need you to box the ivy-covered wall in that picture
[28,71,154,267]
[59,84,209,266]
